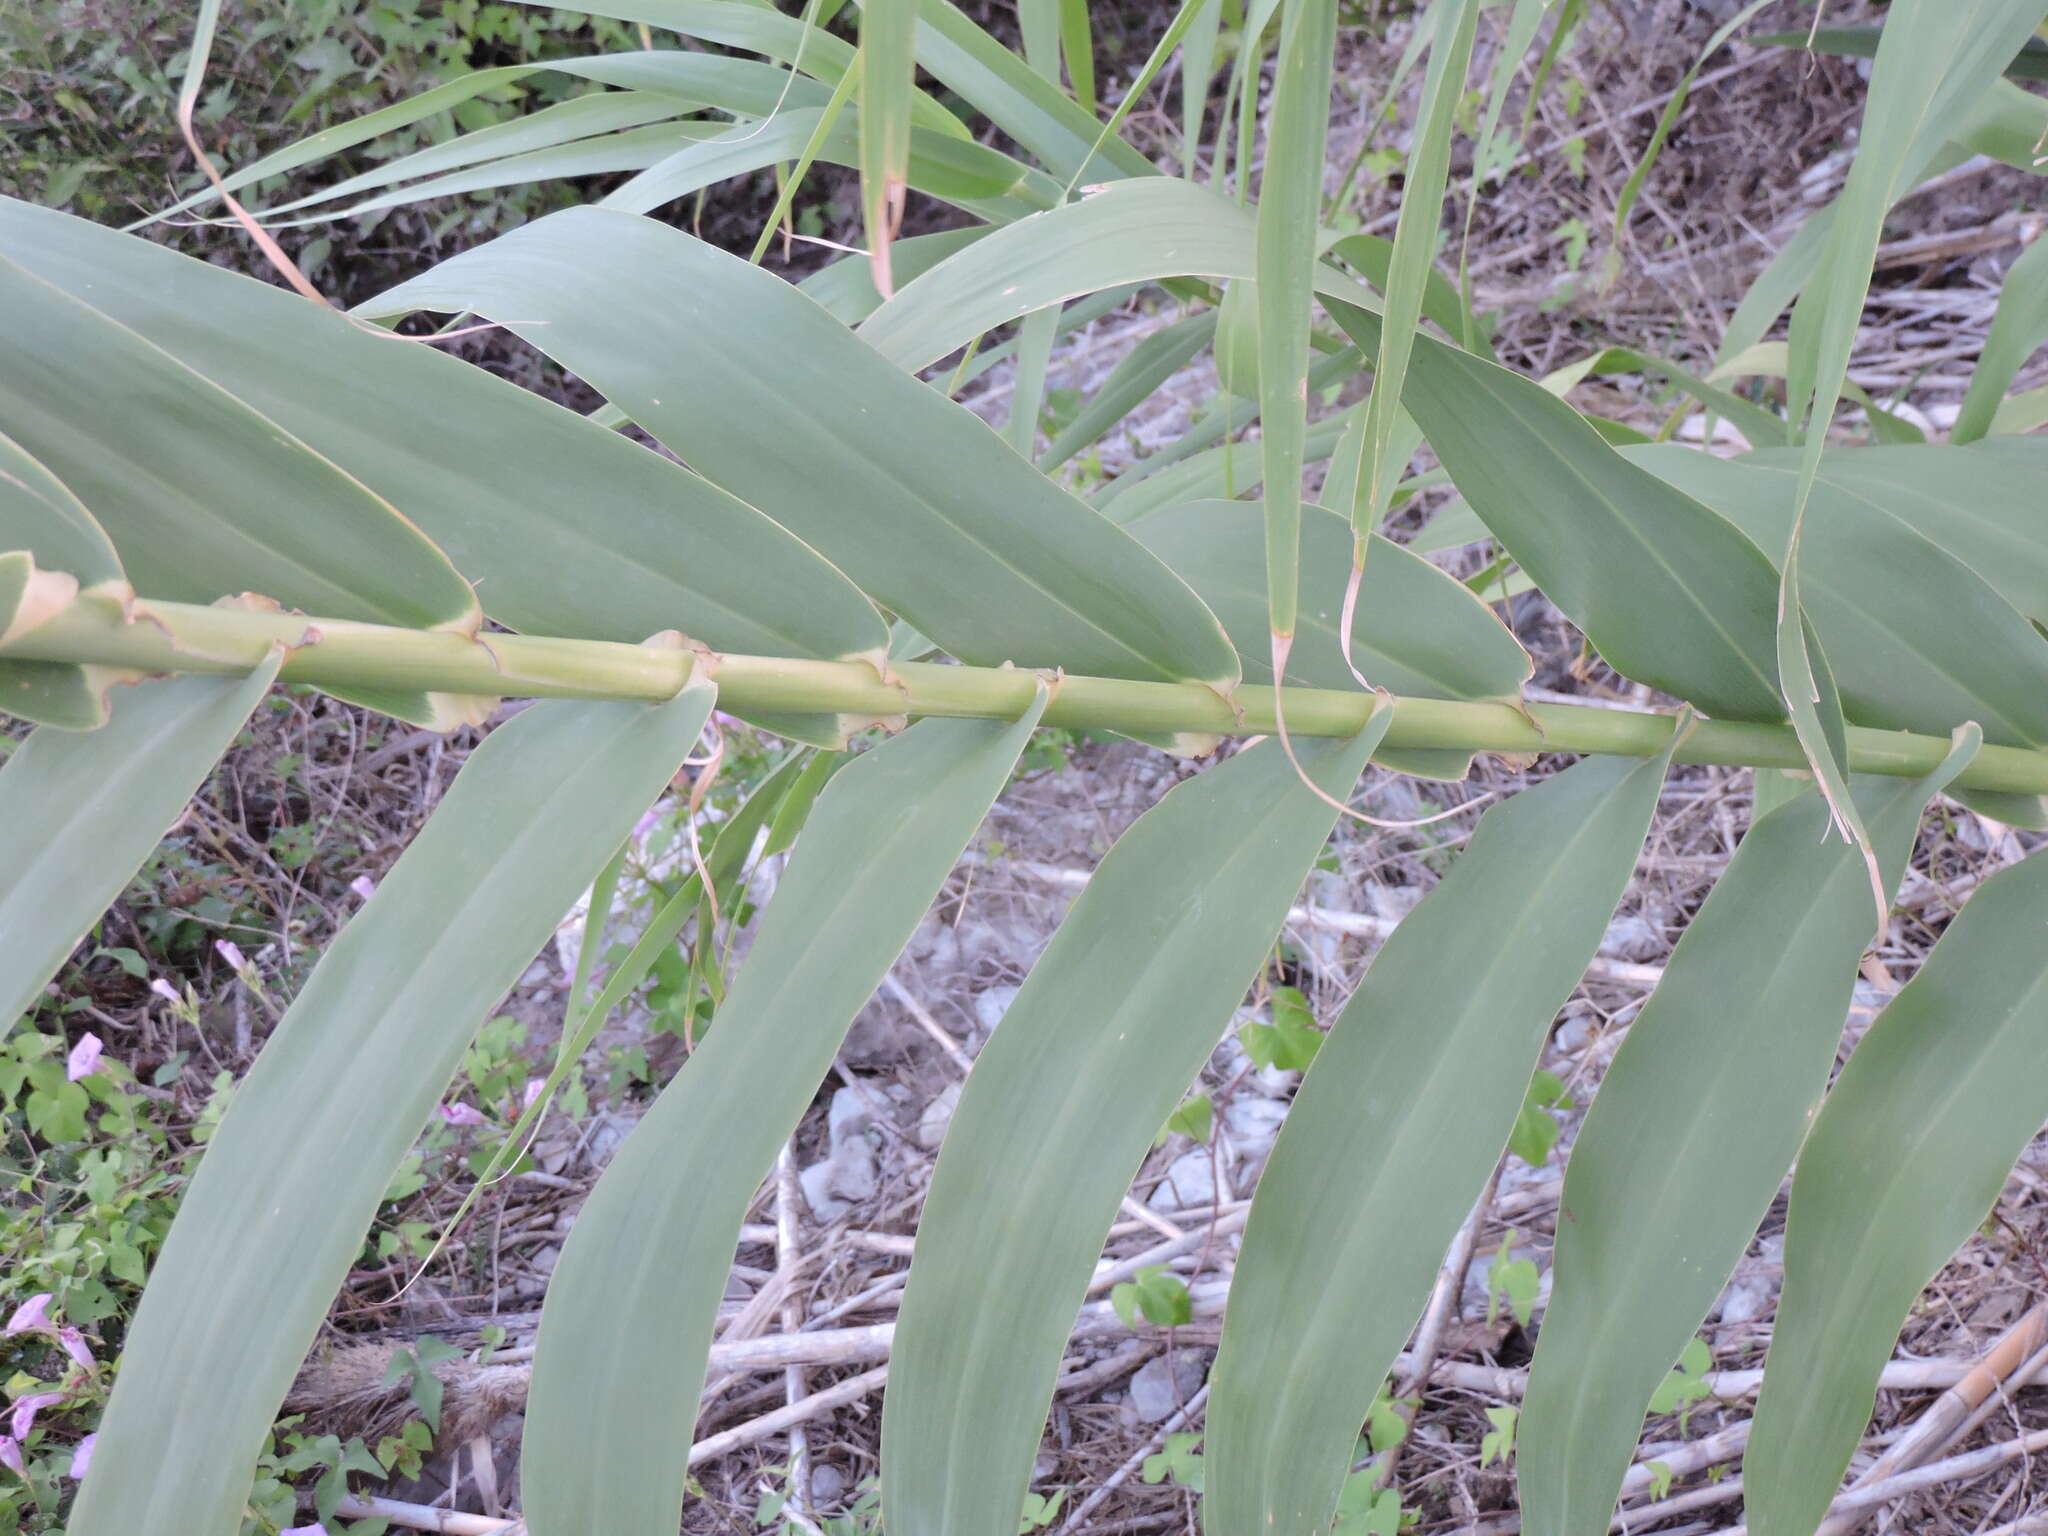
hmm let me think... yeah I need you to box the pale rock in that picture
[1369,883,1426,925]
[916,1082,962,1150]
[1221,1096,1288,1176]
[810,1464,847,1507]
[583,1111,634,1170]
[974,985,1023,1036]
[828,1083,880,1148]
[800,1137,877,1222]
[1552,1012,1595,1056]
[1150,1149,1216,1214]
[1128,1350,1211,1422]
[1305,868,1352,910]
[1716,1234,1785,1327]
[1602,911,1663,960]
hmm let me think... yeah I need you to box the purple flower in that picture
[65,1033,102,1083]
[281,1525,329,1535]
[4,1295,52,1337]
[438,1103,486,1128]
[348,876,376,901]
[66,1433,93,1479]
[214,939,248,971]
[11,1392,62,1441]
[0,1435,22,1478]
[148,977,182,1005]
[522,1077,546,1112]
[56,1328,93,1371]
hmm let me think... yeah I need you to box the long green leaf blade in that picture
[522,704,1042,1536]
[1254,0,1338,642]
[0,254,477,634]
[0,198,884,745]
[1206,746,1674,1536]
[860,0,916,295]
[67,683,715,1536]
[1629,446,2048,751]
[1746,846,2048,1536]
[854,180,1788,722]
[363,208,1239,692]
[882,716,1389,1536]
[1774,0,2045,890]
[1518,736,1977,1536]
[1349,0,1478,541]
[0,199,882,663]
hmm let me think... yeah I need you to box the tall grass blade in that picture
[1253,0,1337,644]
[859,0,916,294]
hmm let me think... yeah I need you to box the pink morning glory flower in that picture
[214,939,247,971]
[11,1392,62,1441]
[0,1435,22,1478]
[56,1328,93,1371]
[67,1433,94,1479]
[349,876,376,901]
[148,977,182,1005]
[65,1033,102,1083]
[4,1295,52,1336]
[438,1103,486,1128]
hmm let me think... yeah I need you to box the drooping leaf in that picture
[1774,0,2044,873]
[1732,441,2048,629]
[1206,746,1675,1536]
[0,661,281,1030]
[882,717,1389,1536]
[363,208,1239,693]
[0,253,476,636]
[854,180,1788,722]
[0,199,888,736]
[1628,446,2048,750]
[1745,847,2048,1536]
[68,683,715,1536]
[1338,307,1787,722]
[1517,734,1978,1536]
[522,704,1042,1536]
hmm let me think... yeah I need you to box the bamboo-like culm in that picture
[8,592,2048,795]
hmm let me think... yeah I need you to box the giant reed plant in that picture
[5,2,2048,1533]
